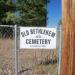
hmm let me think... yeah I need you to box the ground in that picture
[0,39,58,75]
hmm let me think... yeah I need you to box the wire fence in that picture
[0,25,61,75]
[0,25,15,75]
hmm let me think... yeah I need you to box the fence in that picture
[0,25,62,75]
[0,25,15,75]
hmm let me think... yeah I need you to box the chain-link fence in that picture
[18,49,58,75]
[0,25,62,75]
[0,25,15,75]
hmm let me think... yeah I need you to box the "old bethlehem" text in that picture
[21,28,56,38]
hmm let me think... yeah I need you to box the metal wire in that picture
[0,25,62,75]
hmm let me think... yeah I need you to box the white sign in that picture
[20,27,56,49]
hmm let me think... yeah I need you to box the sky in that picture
[12,0,62,27]
[47,0,62,27]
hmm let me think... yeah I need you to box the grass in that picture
[0,39,58,75]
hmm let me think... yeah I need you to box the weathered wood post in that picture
[61,0,75,75]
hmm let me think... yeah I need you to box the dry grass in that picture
[0,39,58,75]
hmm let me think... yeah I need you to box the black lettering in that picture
[48,39,51,44]
[30,29,35,34]
[35,29,38,34]
[21,32,27,37]
[21,30,29,37]
[45,30,49,35]
[45,39,47,44]
[32,39,36,44]
[26,30,29,35]
[36,39,39,44]
[38,29,43,34]
[49,31,52,36]
[42,39,45,44]
[26,39,51,45]
[26,39,29,44]
[51,32,55,38]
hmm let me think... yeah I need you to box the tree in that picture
[0,0,16,25]
[16,0,48,26]
[0,0,50,38]
[0,0,49,26]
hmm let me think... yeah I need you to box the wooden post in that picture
[61,0,75,75]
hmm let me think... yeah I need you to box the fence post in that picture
[15,25,18,75]
[58,25,62,75]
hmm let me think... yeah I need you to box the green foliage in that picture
[5,12,16,23]
[0,0,49,26]
[0,0,16,25]
[16,0,48,26]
